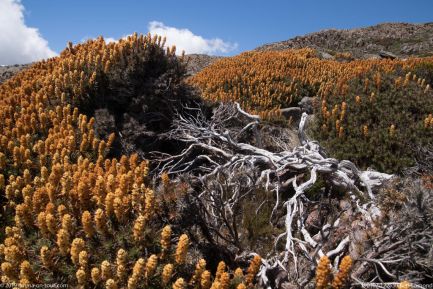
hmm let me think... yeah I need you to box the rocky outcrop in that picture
[0,64,29,83]
[379,50,397,59]
[256,22,433,58]
[298,96,316,114]
[184,54,222,75]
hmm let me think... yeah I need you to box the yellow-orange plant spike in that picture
[173,278,186,289]
[161,263,174,285]
[245,255,261,286]
[91,267,101,285]
[315,255,331,289]
[397,281,411,289]
[190,258,207,285]
[160,225,171,257]
[201,270,212,289]
[332,256,352,289]
[175,234,189,264]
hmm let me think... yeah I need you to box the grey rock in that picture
[356,38,365,46]
[184,54,222,75]
[0,63,30,83]
[363,53,381,60]
[298,97,316,114]
[401,44,414,53]
[366,43,380,50]
[319,51,334,60]
[379,50,397,59]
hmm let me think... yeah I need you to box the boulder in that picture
[379,50,397,59]
[363,53,381,60]
[298,96,316,114]
[401,44,414,54]
[319,51,334,60]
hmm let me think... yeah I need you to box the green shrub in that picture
[311,70,433,173]
[413,62,433,86]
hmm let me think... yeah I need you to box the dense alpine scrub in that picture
[0,32,430,289]
[312,70,433,173]
[0,34,260,288]
[189,50,433,173]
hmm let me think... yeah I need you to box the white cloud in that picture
[104,37,116,44]
[0,0,57,65]
[148,21,237,55]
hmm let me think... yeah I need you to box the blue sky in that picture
[1,0,433,64]
[21,0,433,53]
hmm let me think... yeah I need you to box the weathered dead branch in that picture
[151,103,398,288]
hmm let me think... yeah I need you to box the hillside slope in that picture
[0,64,29,83]
[256,22,433,58]
[189,48,433,173]
[0,54,219,84]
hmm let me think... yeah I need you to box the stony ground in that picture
[256,22,433,59]
[183,54,222,75]
[0,64,29,83]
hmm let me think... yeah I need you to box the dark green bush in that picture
[413,62,433,86]
[311,70,433,173]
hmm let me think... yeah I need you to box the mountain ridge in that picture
[255,22,433,58]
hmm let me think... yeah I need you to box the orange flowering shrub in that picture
[189,49,430,117]
[0,34,262,287]
[190,49,433,172]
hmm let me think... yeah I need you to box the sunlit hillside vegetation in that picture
[0,31,431,288]
[189,50,433,172]
[0,34,262,288]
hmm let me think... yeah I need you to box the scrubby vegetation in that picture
[189,50,433,173]
[313,70,433,173]
[1,31,432,289]
[0,34,260,288]
[189,49,320,119]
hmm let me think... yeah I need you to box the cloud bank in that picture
[0,0,56,65]
[148,21,237,55]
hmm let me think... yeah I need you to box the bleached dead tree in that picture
[152,102,394,287]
